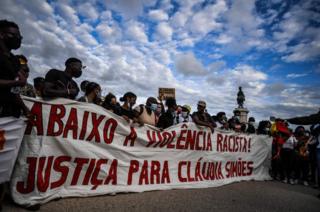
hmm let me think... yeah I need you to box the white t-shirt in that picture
[282,135,297,150]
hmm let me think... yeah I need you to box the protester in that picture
[270,119,289,181]
[308,125,319,186]
[17,55,36,98]
[33,77,45,98]
[174,105,183,124]
[157,97,177,129]
[228,116,241,132]
[134,97,158,126]
[80,80,89,95]
[77,82,101,104]
[257,120,271,135]
[181,105,192,123]
[43,57,83,99]
[286,111,320,197]
[192,100,216,132]
[280,129,296,184]
[246,117,256,134]
[0,20,30,119]
[102,93,121,115]
[215,112,229,130]
[119,92,137,121]
[294,126,310,186]
[0,19,32,210]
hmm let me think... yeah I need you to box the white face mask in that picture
[182,111,188,118]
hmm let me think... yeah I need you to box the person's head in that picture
[65,57,84,78]
[146,97,158,112]
[33,77,45,97]
[155,103,162,116]
[103,93,117,110]
[0,20,22,50]
[80,80,90,93]
[294,126,305,137]
[165,97,177,111]
[176,105,182,114]
[197,100,206,113]
[16,54,29,77]
[120,92,137,107]
[217,112,227,123]
[181,105,191,118]
[248,117,255,124]
[85,82,101,98]
[104,93,117,105]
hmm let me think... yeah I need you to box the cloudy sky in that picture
[1,0,319,121]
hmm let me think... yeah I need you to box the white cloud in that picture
[104,0,157,19]
[126,21,148,43]
[77,2,99,21]
[56,3,80,25]
[148,9,168,21]
[96,21,122,43]
[175,52,207,76]
[208,61,226,73]
[189,0,227,35]
[286,73,308,79]
[272,0,320,62]
[155,22,173,41]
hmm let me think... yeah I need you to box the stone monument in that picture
[233,86,249,123]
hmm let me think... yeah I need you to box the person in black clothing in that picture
[246,117,256,134]
[0,19,32,210]
[77,81,101,104]
[257,120,271,135]
[43,57,84,99]
[192,100,216,132]
[33,77,45,98]
[157,97,177,129]
[0,20,30,119]
[119,92,137,121]
[102,92,122,115]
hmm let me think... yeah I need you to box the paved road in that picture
[3,181,320,212]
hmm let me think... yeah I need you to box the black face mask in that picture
[4,36,21,50]
[73,70,82,78]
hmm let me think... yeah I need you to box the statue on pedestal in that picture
[237,86,245,108]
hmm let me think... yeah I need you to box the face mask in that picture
[4,36,21,50]
[150,103,158,111]
[73,70,82,78]
[249,121,254,125]
[182,111,188,118]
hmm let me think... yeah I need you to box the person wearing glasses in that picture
[43,57,84,99]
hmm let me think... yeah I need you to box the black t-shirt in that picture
[120,107,135,119]
[0,52,21,117]
[157,110,175,129]
[44,69,79,99]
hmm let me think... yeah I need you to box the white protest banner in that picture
[10,98,272,206]
[0,117,26,184]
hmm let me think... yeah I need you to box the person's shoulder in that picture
[45,69,62,77]
[45,69,65,82]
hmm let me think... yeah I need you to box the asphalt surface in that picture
[3,181,320,212]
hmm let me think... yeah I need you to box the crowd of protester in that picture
[1,19,320,209]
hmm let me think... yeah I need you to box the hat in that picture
[197,100,206,108]
[182,105,191,113]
